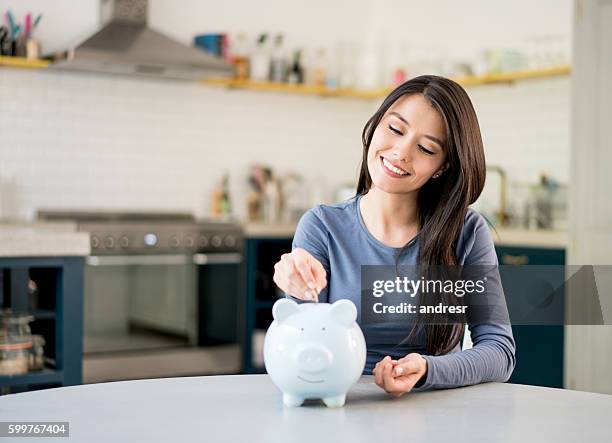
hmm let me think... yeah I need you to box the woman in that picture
[272,75,516,397]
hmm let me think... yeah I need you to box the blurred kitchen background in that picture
[1,0,610,395]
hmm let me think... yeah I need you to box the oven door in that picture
[194,252,244,345]
[84,254,197,354]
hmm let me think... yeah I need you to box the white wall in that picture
[0,67,570,220]
[365,0,572,59]
[0,67,374,219]
[2,0,572,60]
[0,0,572,220]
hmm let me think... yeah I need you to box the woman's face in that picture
[367,93,448,195]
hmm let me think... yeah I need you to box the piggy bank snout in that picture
[295,345,332,373]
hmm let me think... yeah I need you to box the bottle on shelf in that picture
[247,165,266,221]
[262,169,281,223]
[337,41,357,89]
[287,50,305,85]
[356,35,383,91]
[220,173,232,217]
[269,34,288,83]
[250,33,272,82]
[210,172,232,218]
[311,48,328,87]
[386,41,408,87]
[325,48,340,89]
[232,32,250,81]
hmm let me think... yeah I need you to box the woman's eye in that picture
[388,124,403,136]
[418,145,435,155]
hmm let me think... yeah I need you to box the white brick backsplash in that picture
[0,68,569,221]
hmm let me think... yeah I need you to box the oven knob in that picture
[169,236,180,248]
[198,235,209,247]
[211,235,222,247]
[223,235,236,247]
[119,236,130,248]
[184,236,194,248]
[143,233,158,247]
[104,236,115,248]
[91,236,100,249]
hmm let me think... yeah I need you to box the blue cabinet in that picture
[0,257,84,393]
[496,246,565,388]
[243,238,293,373]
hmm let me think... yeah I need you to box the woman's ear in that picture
[433,163,450,178]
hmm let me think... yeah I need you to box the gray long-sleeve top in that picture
[288,195,516,391]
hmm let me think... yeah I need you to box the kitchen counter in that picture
[1,375,610,442]
[243,222,298,239]
[1,222,87,389]
[0,222,90,257]
[243,222,567,248]
[491,227,567,249]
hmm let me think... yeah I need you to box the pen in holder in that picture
[0,11,42,58]
[15,34,27,57]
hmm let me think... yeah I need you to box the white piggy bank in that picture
[264,298,366,407]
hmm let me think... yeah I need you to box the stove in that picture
[37,211,243,256]
[37,210,245,378]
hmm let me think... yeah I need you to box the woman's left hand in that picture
[372,354,427,397]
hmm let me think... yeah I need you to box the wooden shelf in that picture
[201,77,384,99]
[32,309,56,320]
[0,56,50,69]
[454,65,571,87]
[0,56,569,94]
[202,65,571,100]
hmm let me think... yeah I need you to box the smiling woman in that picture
[272,75,515,398]
[366,95,448,191]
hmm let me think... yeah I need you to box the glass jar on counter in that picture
[0,338,33,376]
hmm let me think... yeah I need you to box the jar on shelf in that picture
[0,309,34,340]
[0,338,33,376]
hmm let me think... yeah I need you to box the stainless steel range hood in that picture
[52,0,234,81]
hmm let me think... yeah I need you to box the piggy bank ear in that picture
[329,299,357,327]
[272,298,300,323]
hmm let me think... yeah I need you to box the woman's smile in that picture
[380,156,410,178]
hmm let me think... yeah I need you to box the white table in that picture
[1,375,611,442]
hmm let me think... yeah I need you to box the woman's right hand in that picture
[273,248,327,302]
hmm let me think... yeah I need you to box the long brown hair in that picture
[357,75,486,355]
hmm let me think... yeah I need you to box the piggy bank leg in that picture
[322,394,346,408]
[283,393,304,407]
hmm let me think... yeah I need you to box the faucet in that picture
[486,165,510,227]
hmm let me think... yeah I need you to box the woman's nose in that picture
[393,139,416,163]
